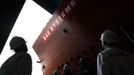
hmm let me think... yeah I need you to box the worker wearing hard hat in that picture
[52,69,61,75]
[63,63,72,75]
[0,36,32,75]
[97,30,134,75]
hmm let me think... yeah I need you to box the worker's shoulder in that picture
[100,48,124,58]
[100,48,115,55]
[16,52,31,58]
[101,48,134,60]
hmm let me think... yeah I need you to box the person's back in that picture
[0,52,32,75]
[101,47,134,75]
[97,30,134,75]
[0,36,32,75]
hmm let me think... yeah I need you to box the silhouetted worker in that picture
[63,63,72,75]
[78,57,89,75]
[0,36,32,75]
[97,30,134,75]
[52,69,61,75]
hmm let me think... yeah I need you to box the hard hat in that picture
[10,36,26,50]
[100,30,118,44]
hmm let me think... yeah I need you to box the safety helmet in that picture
[10,36,26,50]
[100,30,118,44]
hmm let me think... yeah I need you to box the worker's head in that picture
[100,30,119,49]
[53,69,60,75]
[9,36,27,52]
[63,63,71,71]
[79,57,88,65]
